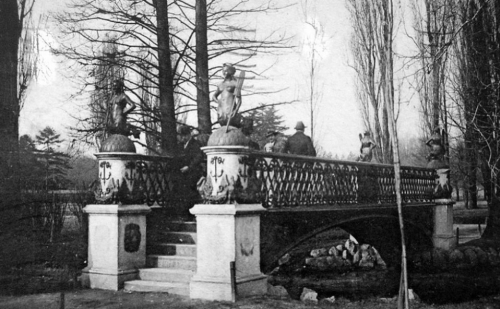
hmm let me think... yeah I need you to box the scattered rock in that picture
[278,253,290,266]
[449,249,464,266]
[372,247,387,269]
[408,289,420,301]
[345,239,358,256]
[328,246,339,256]
[300,287,318,303]
[321,295,336,304]
[311,248,328,258]
[473,247,488,265]
[432,248,448,269]
[267,284,289,298]
[464,248,478,266]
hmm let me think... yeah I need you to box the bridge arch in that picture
[261,207,435,273]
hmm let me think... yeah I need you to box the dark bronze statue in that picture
[108,79,139,138]
[357,131,377,162]
[212,63,245,128]
[426,127,446,165]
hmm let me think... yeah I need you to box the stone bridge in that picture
[83,142,454,302]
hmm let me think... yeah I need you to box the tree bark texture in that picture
[154,0,177,154]
[0,0,21,199]
[195,0,212,134]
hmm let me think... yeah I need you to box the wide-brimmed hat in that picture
[266,130,277,138]
[177,124,191,135]
[294,121,306,130]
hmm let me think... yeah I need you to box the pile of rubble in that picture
[277,237,387,272]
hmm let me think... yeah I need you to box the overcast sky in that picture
[20,0,421,157]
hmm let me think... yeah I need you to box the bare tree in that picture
[0,0,37,201]
[412,0,456,137]
[449,0,500,237]
[346,0,394,163]
[300,0,327,142]
[54,0,292,153]
[195,0,211,134]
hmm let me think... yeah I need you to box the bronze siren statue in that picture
[211,63,245,130]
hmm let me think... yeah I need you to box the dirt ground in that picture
[1,289,500,309]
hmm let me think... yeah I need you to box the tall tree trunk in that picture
[154,0,177,154]
[465,126,477,209]
[195,0,211,134]
[0,0,21,202]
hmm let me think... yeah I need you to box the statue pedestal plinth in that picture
[81,204,150,290]
[189,203,267,302]
[433,198,456,250]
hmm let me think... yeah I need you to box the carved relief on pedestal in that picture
[197,151,262,204]
[94,157,144,204]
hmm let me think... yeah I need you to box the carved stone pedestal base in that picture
[81,204,150,290]
[189,203,267,301]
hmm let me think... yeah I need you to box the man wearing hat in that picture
[176,124,204,206]
[264,130,278,152]
[284,121,316,156]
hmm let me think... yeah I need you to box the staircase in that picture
[124,219,197,296]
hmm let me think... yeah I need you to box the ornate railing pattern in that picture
[95,148,436,209]
[246,152,435,208]
[136,156,180,207]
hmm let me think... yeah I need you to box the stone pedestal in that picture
[189,203,267,301]
[81,204,151,290]
[433,198,456,250]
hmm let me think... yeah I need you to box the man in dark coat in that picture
[175,124,204,209]
[241,118,260,150]
[284,121,316,156]
[177,125,204,183]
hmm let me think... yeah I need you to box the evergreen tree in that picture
[19,134,44,188]
[35,127,72,190]
[246,105,288,148]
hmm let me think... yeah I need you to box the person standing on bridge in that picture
[283,121,316,156]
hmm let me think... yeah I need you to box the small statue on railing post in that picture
[426,127,451,199]
[357,131,377,162]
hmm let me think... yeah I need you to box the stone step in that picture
[165,221,197,233]
[148,243,197,257]
[147,255,197,271]
[124,280,189,296]
[161,231,197,244]
[138,268,194,283]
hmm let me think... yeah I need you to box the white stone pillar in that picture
[81,204,151,290]
[433,198,456,250]
[189,203,267,302]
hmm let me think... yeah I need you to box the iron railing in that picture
[95,150,436,208]
[246,151,435,208]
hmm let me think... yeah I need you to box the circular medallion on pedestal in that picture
[207,126,250,146]
[100,134,136,153]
